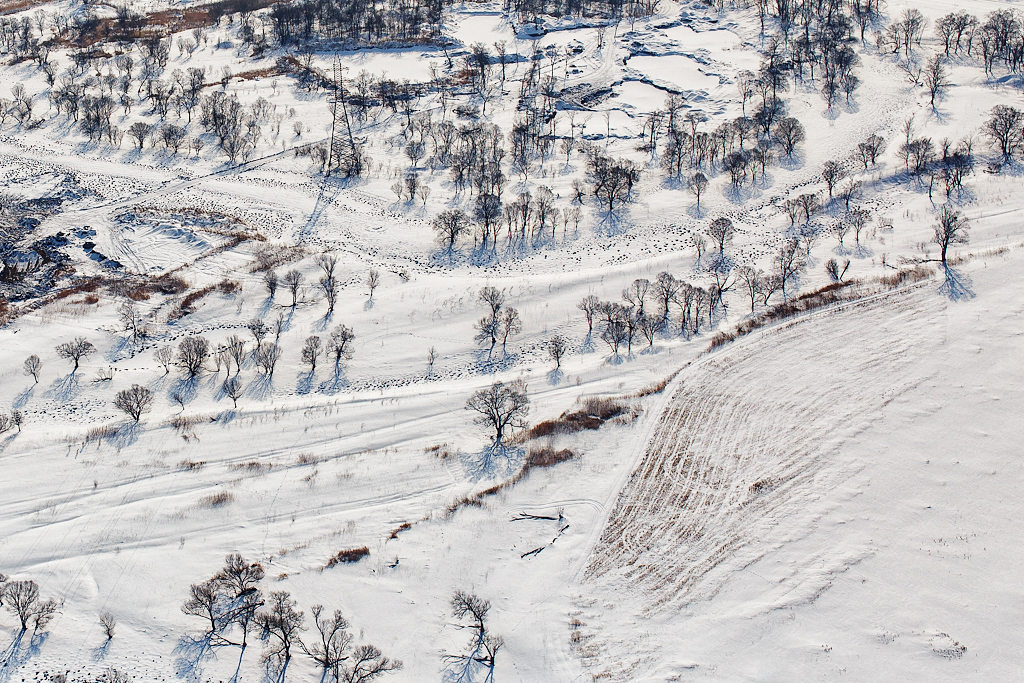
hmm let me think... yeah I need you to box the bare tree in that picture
[214,553,265,648]
[367,269,379,297]
[548,336,567,368]
[775,239,805,300]
[257,591,305,670]
[56,337,95,371]
[114,384,153,422]
[253,342,281,375]
[427,346,437,374]
[224,376,243,408]
[432,209,470,254]
[821,160,845,198]
[301,336,322,372]
[933,204,969,264]
[923,53,950,106]
[23,354,41,383]
[97,612,117,640]
[465,380,529,443]
[182,579,223,636]
[283,270,303,307]
[227,335,247,373]
[984,105,1023,160]
[155,346,174,373]
[301,606,351,680]
[2,580,58,632]
[825,258,851,282]
[688,172,709,207]
[177,336,210,377]
[319,273,338,312]
[706,217,735,254]
[342,644,402,683]
[327,325,355,370]
[247,319,270,346]
[735,266,763,313]
[445,591,501,683]
[577,295,600,333]
[772,117,805,157]
[499,308,521,350]
[264,270,278,299]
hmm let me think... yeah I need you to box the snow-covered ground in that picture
[1,0,1023,680]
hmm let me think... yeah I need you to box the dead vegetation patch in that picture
[517,397,632,442]
[229,460,272,474]
[250,244,305,272]
[178,459,206,471]
[444,446,579,518]
[199,491,234,508]
[425,443,458,460]
[324,546,370,568]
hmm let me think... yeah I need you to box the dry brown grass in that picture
[84,424,117,445]
[199,491,234,507]
[424,443,458,460]
[250,245,306,273]
[178,459,206,471]
[229,461,272,473]
[325,546,370,567]
[389,522,413,539]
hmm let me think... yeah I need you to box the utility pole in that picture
[327,56,361,177]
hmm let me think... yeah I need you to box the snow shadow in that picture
[173,634,215,683]
[247,373,274,401]
[168,376,199,406]
[461,443,524,481]
[110,421,140,449]
[938,265,975,301]
[0,631,47,681]
[12,386,32,410]
[91,638,111,661]
[318,368,349,395]
[45,373,80,404]
[546,368,564,386]
[296,370,315,395]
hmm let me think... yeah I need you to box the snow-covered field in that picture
[1,0,1023,680]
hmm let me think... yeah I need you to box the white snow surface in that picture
[0,0,1023,680]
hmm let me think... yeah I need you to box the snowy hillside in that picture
[0,0,1023,680]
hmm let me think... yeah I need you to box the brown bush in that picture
[216,279,241,294]
[199,491,234,507]
[523,446,577,471]
[168,285,215,320]
[389,522,412,539]
[326,546,370,567]
[178,459,206,471]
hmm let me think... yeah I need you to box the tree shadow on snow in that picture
[0,630,48,681]
[938,265,975,301]
[546,368,564,386]
[44,373,80,404]
[247,373,274,401]
[91,638,111,661]
[296,370,315,395]
[318,368,349,395]
[461,443,524,482]
[168,376,200,406]
[12,386,32,410]
[110,421,140,449]
[173,634,216,683]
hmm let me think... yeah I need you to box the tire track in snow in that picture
[585,284,943,611]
